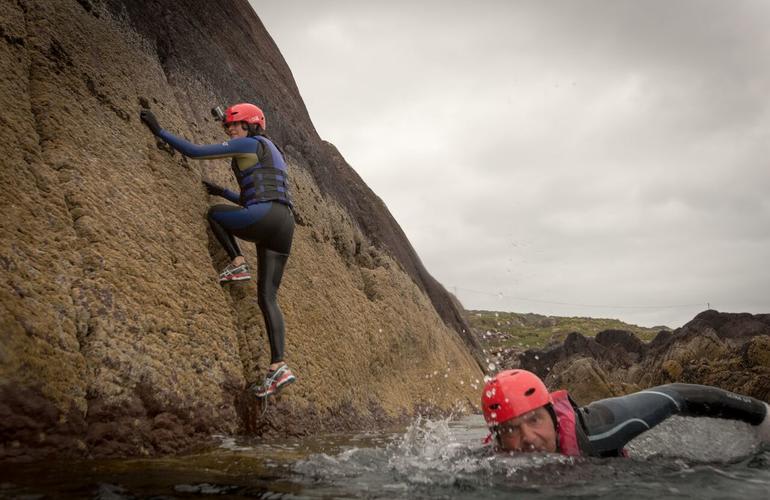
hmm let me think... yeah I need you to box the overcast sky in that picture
[250,0,770,328]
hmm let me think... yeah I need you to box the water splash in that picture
[294,415,582,498]
[2,416,769,500]
[626,416,760,461]
[214,434,253,452]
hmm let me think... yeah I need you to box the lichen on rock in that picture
[0,0,483,461]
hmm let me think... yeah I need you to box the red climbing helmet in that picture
[223,103,266,130]
[481,369,551,427]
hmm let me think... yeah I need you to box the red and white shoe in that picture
[219,263,251,283]
[251,364,296,398]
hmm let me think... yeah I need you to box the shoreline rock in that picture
[507,310,770,405]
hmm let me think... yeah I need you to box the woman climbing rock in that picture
[139,104,295,398]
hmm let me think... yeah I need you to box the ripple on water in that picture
[1,415,768,499]
[291,414,770,499]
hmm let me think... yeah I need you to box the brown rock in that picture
[0,0,483,461]
[742,335,770,369]
[661,360,683,381]
[511,310,769,406]
[545,358,624,404]
[664,328,728,366]
[595,329,647,360]
[681,310,770,341]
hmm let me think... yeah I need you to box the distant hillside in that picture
[467,310,669,352]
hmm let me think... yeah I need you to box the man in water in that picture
[481,369,770,456]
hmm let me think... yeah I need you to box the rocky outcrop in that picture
[512,311,770,404]
[595,329,647,362]
[0,0,483,461]
[541,357,632,404]
[518,330,644,380]
[676,310,770,343]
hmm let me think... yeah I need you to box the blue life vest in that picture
[231,136,292,207]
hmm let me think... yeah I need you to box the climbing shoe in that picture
[251,364,296,398]
[219,262,251,283]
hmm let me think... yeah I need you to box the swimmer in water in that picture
[481,369,770,456]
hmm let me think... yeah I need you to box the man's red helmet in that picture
[481,369,551,427]
[224,103,266,130]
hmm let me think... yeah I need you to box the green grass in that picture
[467,310,669,351]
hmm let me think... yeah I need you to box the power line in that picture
[452,286,705,310]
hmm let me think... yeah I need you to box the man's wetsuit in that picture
[157,129,294,364]
[566,383,769,457]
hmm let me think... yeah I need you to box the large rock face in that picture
[513,311,770,405]
[0,0,483,461]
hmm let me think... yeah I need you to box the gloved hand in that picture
[202,180,225,197]
[139,109,162,136]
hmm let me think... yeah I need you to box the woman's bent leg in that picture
[207,205,243,260]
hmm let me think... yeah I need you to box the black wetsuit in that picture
[570,383,768,457]
[157,129,294,364]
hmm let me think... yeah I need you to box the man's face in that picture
[496,406,557,453]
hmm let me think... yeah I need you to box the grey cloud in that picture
[252,0,770,327]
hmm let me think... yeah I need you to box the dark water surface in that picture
[2,415,769,499]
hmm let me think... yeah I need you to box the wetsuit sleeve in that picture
[219,189,240,204]
[579,383,768,455]
[157,130,257,160]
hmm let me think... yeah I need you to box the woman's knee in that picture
[256,285,277,308]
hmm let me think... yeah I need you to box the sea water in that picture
[1,415,768,499]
